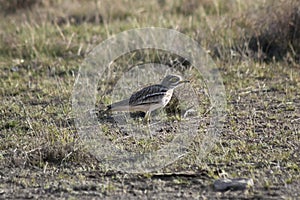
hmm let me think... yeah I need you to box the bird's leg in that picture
[143,111,154,138]
[143,111,151,125]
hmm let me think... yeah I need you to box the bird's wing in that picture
[129,84,168,106]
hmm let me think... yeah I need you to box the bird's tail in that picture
[107,98,130,112]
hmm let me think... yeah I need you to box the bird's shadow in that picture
[96,109,146,124]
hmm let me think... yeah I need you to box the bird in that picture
[106,74,189,122]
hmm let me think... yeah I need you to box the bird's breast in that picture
[162,89,173,106]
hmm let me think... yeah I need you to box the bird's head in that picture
[161,74,189,89]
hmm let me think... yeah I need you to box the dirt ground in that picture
[1,167,300,199]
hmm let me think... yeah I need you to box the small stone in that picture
[214,178,254,191]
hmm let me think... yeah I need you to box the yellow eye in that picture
[170,77,179,82]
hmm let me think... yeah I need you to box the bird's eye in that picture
[170,77,179,82]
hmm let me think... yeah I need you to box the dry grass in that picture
[241,0,300,61]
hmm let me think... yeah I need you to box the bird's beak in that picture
[179,80,190,84]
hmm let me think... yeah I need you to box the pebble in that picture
[214,178,254,191]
